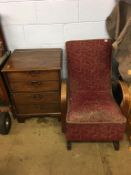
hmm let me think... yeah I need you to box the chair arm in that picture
[61,79,68,132]
[118,81,131,117]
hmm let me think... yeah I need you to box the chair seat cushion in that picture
[66,93,126,124]
[66,94,126,141]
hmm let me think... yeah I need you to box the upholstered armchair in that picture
[61,39,126,150]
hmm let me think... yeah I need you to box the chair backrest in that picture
[66,39,112,97]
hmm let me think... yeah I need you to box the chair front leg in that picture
[67,141,72,150]
[113,141,120,151]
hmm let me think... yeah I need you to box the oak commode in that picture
[2,49,62,122]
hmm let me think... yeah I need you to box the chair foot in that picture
[67,141,72,150]
[113,141,120,151]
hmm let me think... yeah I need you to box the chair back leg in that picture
[113,141,120,151]
[67,141,72,150]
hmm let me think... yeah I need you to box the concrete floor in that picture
[0,117,131,175]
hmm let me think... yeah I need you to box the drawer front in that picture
[9,81,59,92]
[15,103,60,114]
[12,92,60,104]
[7,70,59,82]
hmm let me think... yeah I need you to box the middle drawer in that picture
[9,80,59,92]
[12,92,60,105]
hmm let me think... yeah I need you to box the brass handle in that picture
[32,94,43,99]
[29,71,40,76]
[31,81,41,86]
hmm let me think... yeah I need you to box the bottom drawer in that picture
[15,103,60,114]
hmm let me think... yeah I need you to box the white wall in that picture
[0,0,115,77]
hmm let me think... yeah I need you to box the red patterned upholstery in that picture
[65,39,126,142]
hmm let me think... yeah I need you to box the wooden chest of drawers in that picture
[2,49,62,122]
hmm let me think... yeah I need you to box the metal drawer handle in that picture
[29,71,40,76]
[32,94,43,99]
[31,81,41,86]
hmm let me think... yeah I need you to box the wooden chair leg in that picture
[67,141,72,150]
[113,141,120,151]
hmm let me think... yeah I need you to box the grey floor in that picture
[0,117,131,175]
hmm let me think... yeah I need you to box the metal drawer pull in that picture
[32,94,44,99]
[29,71,40,76]
[31,81,41,86]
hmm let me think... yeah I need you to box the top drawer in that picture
[6,70,59,82]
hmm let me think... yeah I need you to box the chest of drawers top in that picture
[2,48,62,72]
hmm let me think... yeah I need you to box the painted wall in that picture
[0,0,115,77]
